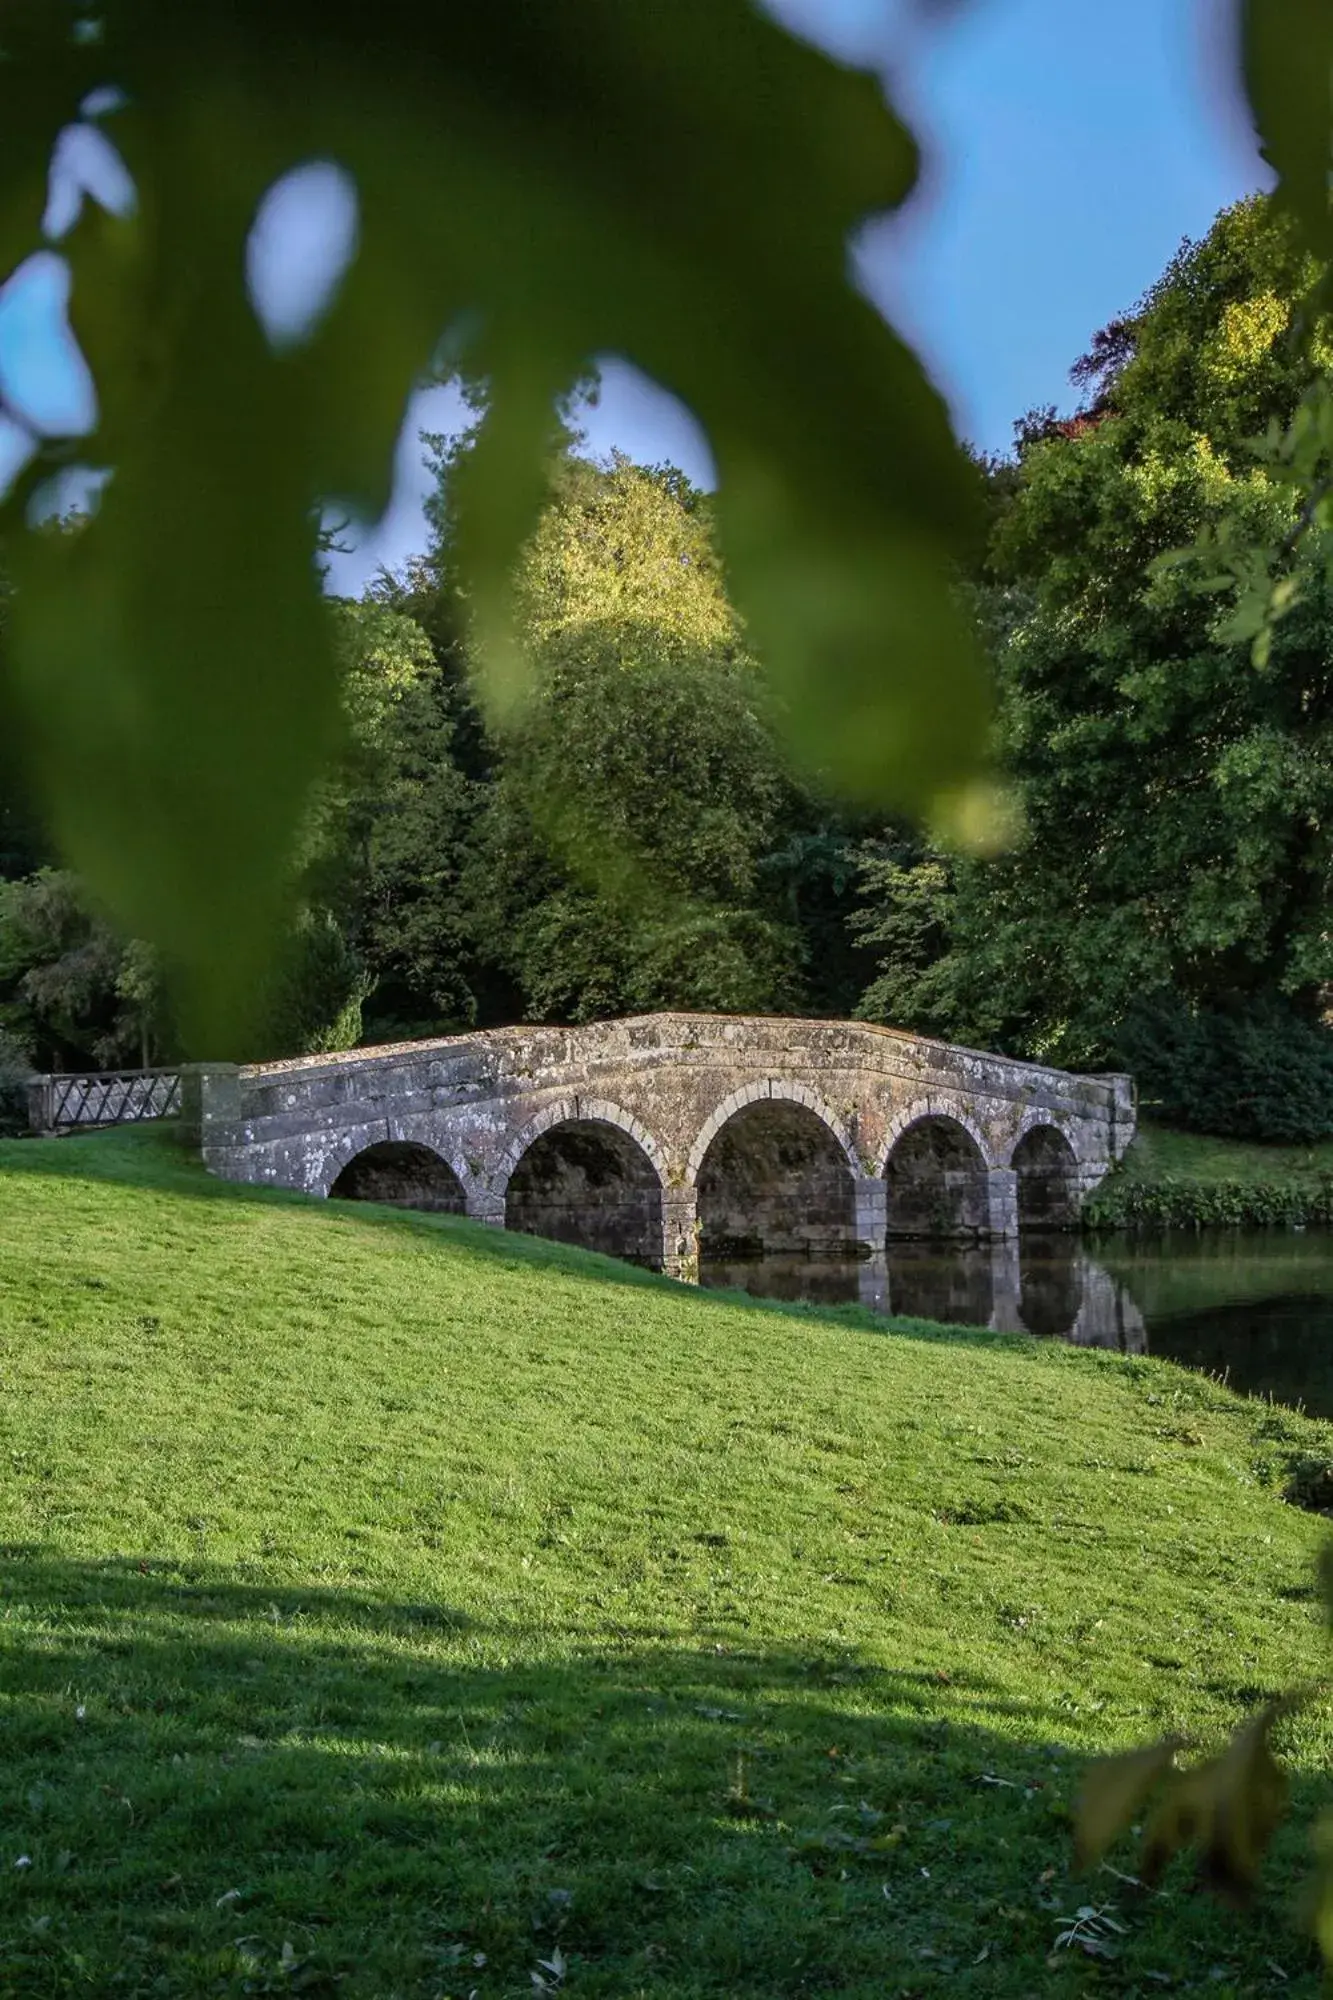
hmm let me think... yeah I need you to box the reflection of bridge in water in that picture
[173,1011,1133,1284]
[702,1237,1147,1351]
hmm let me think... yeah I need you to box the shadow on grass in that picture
[0,1127,1035,1358]
[0,1547,1321,1997]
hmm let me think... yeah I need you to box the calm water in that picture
[699,1230,1333,1416]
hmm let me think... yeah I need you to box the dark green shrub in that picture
[250,910,371,1062]
[1118,998,1333,1144]
[1284,1455,1333,1514]
[1083,1172,1333,1232]
[0,1031,34,1136]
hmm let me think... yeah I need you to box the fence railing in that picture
[28,1069,182,1134]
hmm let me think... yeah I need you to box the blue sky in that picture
[0,0,1269,592]
[777,0,1267,446]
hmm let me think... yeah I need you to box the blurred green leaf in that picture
[0,0,994,1046]
[1077,1703,1299,1908]
[1074,1735,1184,1874]
[1140,1702,1291,1904]
[1242,0,1333,259]
[4,113,341,1049]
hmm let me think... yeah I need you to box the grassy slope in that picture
[2,1131,1333,1997]
[1122,1122,1333,1188]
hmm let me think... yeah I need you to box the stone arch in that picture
[691,1083,859,1260]
[500,1098,667,1270]
[312,1120,477,1202]
[328,1137,467,1214]
[494,1097,668,1193]
[1011,1121,1082,1230]
[881,1109,992,1240]
[311,1124,389,1199]
[875,1099,995,1178]
[1006,1106,1083,1165]
[685,1081,858,1188]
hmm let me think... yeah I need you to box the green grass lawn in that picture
[3,1128,1333,1996]
[1121,1123,1333,1189]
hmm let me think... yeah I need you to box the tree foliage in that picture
[305,447,877,1034]
[1,450,883,1055]
[304,596,479,1035]
[0,867,164,1069]
[456,454,806,1021]
[247,906,369,1063]
[0,0,1322,1058]
[855,197,1333,1123]
[1118,996,1333,1144]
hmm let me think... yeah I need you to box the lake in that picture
[699,1229,1333,1417]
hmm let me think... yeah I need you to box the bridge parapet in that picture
[227,1015,1130,1152]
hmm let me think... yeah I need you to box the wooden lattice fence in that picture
[27,1069,182,1134]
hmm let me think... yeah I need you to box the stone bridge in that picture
[183,1012,1134,1287]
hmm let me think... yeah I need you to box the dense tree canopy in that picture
[0,0,1318,1054]
[314,447,876,1036]
[456,455,801,1021]
[302,596,478,1036]
[0,868,162,1071]
[854,197,1333,1131]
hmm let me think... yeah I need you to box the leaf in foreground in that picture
[0,0,990,1047]
[1076,1703,1296,1906]
[1074,1735,1184,1874]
